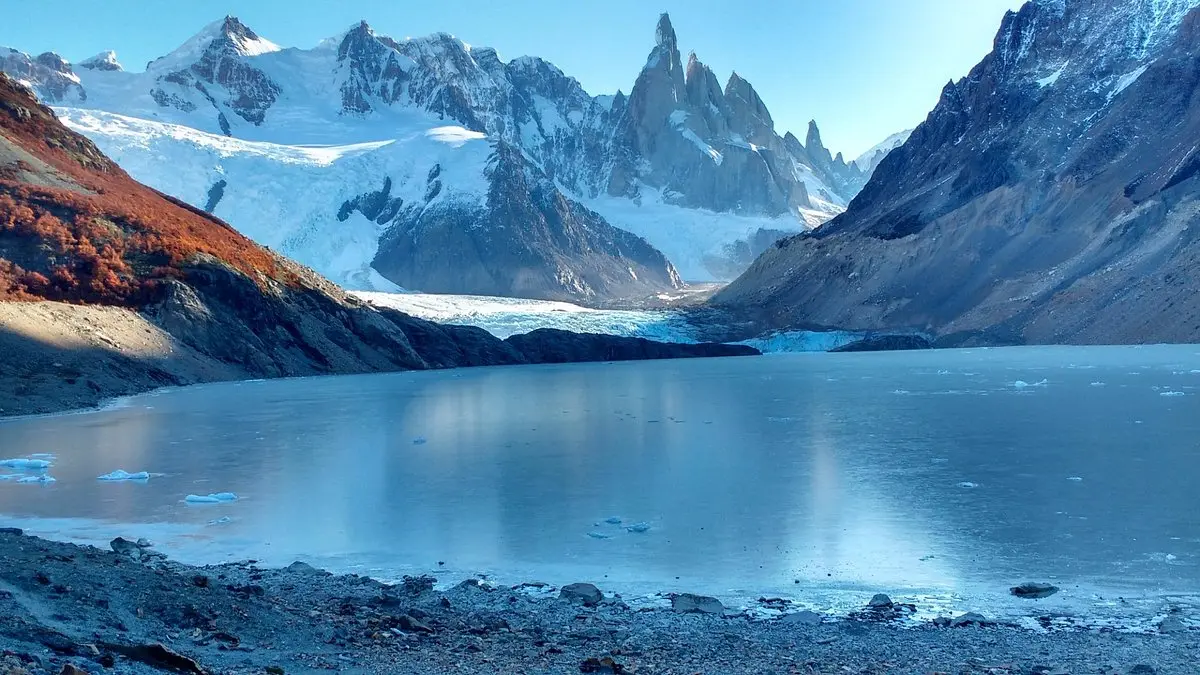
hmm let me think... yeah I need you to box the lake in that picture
[1,346,1198,628]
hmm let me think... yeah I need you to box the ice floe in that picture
[0,458,53,470]
[625,522,651,533]
[17,475,56,484]
[185,492,238,504]
[1012,380,1048,389]
[98,470,151,481]
[957,482,979,488]
[1160,391,1186,397]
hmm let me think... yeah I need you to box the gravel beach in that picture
[0,530,1195,674]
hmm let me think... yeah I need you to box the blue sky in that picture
[3,0,1024,157]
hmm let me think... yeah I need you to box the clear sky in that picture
[3,0,1025,157]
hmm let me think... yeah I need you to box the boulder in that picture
[867,593,894,609]
[951,612,990,627]
[560,583,603,607]
[1010,582,1059,599]
[780,610,823,625]
[671,593,724,615]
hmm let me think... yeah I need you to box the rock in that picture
[395,614,433,634]
[867,593,893,609]
[560,583,603,607]
[780,610,823,625]
[506,329,759,364]
[1157,615,1187,634]
[101,643,205,674]
[109,537,143,559]
[671,593,724,615]
[135,538,152,548]
[265,667,285,675]
[1011,582,1059,599]
[932,616,952,627]
[285,561,322,575]
[0,527,23,535]
[830,335,932,353]
[192,575,208,588]
[951,612,990,627]
[1129,666,1156,675]
[579,656,627,674]
[58,665,88,675]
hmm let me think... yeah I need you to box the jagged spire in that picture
[806,120,824,150]
[655,13,677,49]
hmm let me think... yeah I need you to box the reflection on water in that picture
[1,347,1198,622]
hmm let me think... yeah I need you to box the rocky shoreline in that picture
[0,531,1194,674]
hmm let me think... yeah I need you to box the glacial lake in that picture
[1,346,1198,628]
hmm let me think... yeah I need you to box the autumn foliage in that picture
[0,72,292,306]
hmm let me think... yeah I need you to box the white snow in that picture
[853,129,913,173]
[55,107,491,291]
[584,187,812,283]
[1036,61,1069,88]
[1110,63,1150,99]
[98,470,151,481]
[669,110,723,165]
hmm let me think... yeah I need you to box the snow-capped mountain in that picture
[2,14,889,299]
[717,0,1200,345]
[852,128,913,176]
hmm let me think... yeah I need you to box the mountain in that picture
[852,128,913,176]
[0,71,754,413]
[716,0,1200,346]
[0,14,880,297]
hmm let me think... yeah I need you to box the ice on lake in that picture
[1,345,1198,626]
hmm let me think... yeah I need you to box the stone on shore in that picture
[867,593,893,609]
[560,582,603,607]
[1011,582,1059,599]
[671,593,724,614]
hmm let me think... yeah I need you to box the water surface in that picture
[2,346,1198,627]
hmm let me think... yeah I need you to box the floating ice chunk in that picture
[185,492,238,504]
[957,482,979,488]
[0,474,22,481]
[586,531,611,540]
[29,453,56,459]
[626,522,651,533]
[17,475,56,484]
[98,470,151,481]
[412,437,428,445]
[1067,476,1083,482]
[604,517,623,525]
[0,458,53,469]
[892,389,911,395]
[1012,380,1048,389]
[1090,382,1106,387]
[1160,391,1186,397]
[207,516,233,525]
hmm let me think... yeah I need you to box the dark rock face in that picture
[717,0,1200,345]
[505,329,758,364]
[373,143,683,300]
[830,335,932,353]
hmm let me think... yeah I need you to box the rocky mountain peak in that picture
[34,52,70,73]
[805,120,833,165]
[78,50,122,71]
[655,13,678,50]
